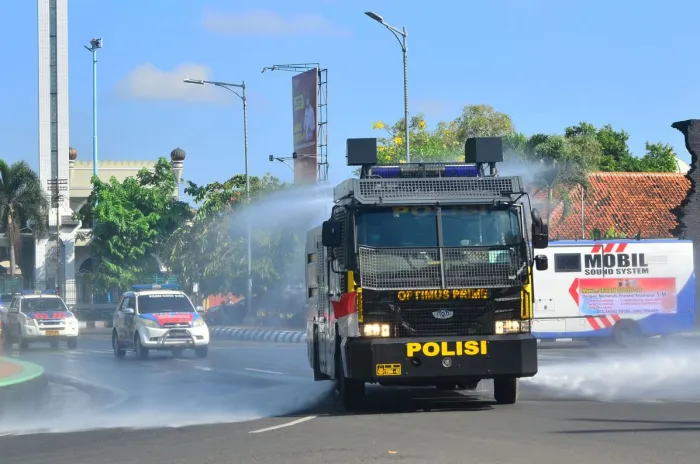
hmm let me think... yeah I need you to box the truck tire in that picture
[335,349,365,411]
[313,327,329,381]
[494,377,518,404]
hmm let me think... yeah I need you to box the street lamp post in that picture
[84,38,102,177]
[183,78,252,314]
[365,12,410,162]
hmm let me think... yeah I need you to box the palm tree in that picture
[0,160,49,277]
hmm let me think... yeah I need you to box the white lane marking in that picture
[194,365,212,371]
[244,367,284,375]
[248,416,317,434]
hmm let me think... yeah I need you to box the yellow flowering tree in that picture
[372,104,516,164]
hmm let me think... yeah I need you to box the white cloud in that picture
[201,9,350,37]
[115,63,230,103]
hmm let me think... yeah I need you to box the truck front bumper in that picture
[342,334,537,383]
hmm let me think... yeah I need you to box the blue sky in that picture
[1,0,698,202]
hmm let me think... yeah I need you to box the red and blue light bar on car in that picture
[131,284,181,291]
[369,164,480,179]
[19,289,57,295]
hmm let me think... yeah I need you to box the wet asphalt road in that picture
[0,332,699,464]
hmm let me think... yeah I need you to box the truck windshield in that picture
[137,294,194,314]
[356,205,521,248]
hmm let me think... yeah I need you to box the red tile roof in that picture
[528,173,690,239]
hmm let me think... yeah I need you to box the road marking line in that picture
[194,366,212,371]
[249,416,317,434]
[244,367,284,375]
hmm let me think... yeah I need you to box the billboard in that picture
[292,69,318,184]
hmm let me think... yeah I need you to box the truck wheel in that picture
[112,331,126,358]
[335,350,365,411]
[194,346,209,358]
[135,334,149,360]
[67,338,78,350]
[313,327,329,381]
[494,377,518,404]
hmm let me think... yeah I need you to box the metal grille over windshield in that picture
[358,246,524,290]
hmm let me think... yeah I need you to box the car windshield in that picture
[23,298,67,312]
[137,294,194,314]
[356,205,522,248]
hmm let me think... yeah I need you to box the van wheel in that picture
[67,338,78,350]
[613,321,642,348]
[494,377,518,404]
[135,334,149,360]
[335,348,365,411]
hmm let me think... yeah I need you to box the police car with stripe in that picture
[0,289,80,350]
[112,284,210,360]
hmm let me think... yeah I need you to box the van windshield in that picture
[137,294,194,314]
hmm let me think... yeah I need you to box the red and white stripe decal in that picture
[586,314,621,330]
[590,243,627,253]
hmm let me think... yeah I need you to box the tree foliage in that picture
[0,160,49,277]
[79,158,192,290]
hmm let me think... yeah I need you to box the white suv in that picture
[112,284,210,360]
[0,290,80,350]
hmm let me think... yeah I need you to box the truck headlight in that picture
[192,318,205,327]
[140,318,161,329]
[363,323,390,337]
[495,320,521,334]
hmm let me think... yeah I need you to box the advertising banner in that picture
[292,69,318,184]
[578,277,677,315]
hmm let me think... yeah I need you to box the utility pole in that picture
[84,38,102,177]
[365,12,410,162]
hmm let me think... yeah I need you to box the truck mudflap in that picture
[342,334,537,382]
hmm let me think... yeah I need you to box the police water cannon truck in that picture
[305,136,550,410]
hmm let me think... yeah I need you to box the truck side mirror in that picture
[534,255,548,271]
[321,220,343,248]
[532,223,549,249]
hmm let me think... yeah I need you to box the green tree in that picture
[80,158,192,291]
[636,142,678,172]
[525,132,602,222]
[0,160,49,277]
[372,104,515,165]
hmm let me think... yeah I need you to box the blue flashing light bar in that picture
[370,164,479,179]
[19,289,57,295]
[131,284,181,291]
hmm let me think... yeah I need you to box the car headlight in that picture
[495,320,521,335]
[65,314,78,324]
[192,318,205,327]
[140,318,161,329]
[26,318,38,328]
[362,323,391,337]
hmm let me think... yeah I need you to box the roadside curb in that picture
[209,326,307,344]
[0,357,48,419]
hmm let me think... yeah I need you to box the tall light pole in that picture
[84,38,102,176]
[365,12,410,162]
[183,78,252,313]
